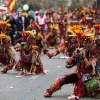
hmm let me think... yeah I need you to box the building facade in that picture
[0,0,9,7]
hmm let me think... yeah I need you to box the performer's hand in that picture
[82,49,86,58]
[71,51,76,58]
[14,41,17,44]
[64,52,67,56]
[43,39,47,42]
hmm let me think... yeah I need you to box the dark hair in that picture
[18,12,22,15]
[6,16,10,20]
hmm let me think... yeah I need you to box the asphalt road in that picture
[0,48,99,100]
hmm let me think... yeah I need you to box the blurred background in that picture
[0,0,99,13]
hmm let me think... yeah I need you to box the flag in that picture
[7,0,15,13]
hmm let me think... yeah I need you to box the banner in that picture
[7,0,15,13]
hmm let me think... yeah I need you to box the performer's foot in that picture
[32,72,36,76]
[1,68,7,73]
[43,49,49,54]
[24,72,27,76]
[18,71,24,76]
[44,79,61,97]
[47,53,52,58]
[44,89,52,97]
[1,64,13,73]
[40,52,44,55]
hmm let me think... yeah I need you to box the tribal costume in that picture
[44,24,100,99]
[47,36,78,58]
[45,24,60,48]
[1,31,45,76]
[0,34,14,65]
[58,7,67,42]
[27,21,48,54]
[0,20,18,66]
[0,33,18,73]
[14,31,45,76]
[0,20,12,34]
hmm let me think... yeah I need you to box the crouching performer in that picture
[47,36,78,58]
[44,47,100,99]
[14,31,45,76]
[44,25,100,99]
[1,31,45,76]
[0,34,18,68]
[44,24,60,48]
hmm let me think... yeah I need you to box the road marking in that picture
[44,70,50,73]
[29,70,49,79]
[29,75,40,79]
[57,66,61,68]
[57,73,61,74]
[15,76,23,78]
[18,67,65,100]
[10,86,13,89]
[60,56,69,59]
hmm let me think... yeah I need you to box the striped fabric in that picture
[7,0,15,13]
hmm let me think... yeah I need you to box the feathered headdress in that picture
[67,25,95,47]
[0,34,5,41]
[0,33,11,45]
[30,21,41,30]
[21,31,36,44]
[0,20,11,33]
[50,24,59,32]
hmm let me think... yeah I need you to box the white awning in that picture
[0,6,7,11]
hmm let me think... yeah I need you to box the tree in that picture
[68,0,82,11]
[28,4,41,11]
[15,0,28,11]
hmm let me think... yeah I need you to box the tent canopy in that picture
[0,6,7,11]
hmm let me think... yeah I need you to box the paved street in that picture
[0,48,99,100]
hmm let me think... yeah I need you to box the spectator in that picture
[24,10,35,30]
[15,12,23,41]
[6,14,16,46]
[35,11,39,19]
[36,10,46,38]
[22,12,27,31]
[2,14,7,20]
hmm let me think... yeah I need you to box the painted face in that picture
[40,14,44,17]
[73,48,85,59]
[71,36,77,42]
[2,37,10,47]
[31,22,36,29]
[27,37,36,44]
[1,24,6,30]
[21,42,30,51]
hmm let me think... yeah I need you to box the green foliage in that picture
[68,0,82,11]
[21,0,28,4]
[28,4,41,11]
